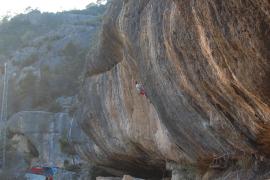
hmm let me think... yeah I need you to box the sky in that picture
[0,0,100,18]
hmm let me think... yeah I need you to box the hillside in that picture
[0,4,105,116]
[0,4,106,179]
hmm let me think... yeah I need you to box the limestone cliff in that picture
[77,0,270,179]
[0,5,105,116]
[0,5,105,179]
[4,111,88,179]
[8,112,76,166]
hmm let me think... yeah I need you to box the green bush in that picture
[24,53,38,66]
[61,42,79,57]
[17,71,37,99]
[48,101,63,113]
[59,136,76,156]
[74,16,103,26]
[14,53,38,68]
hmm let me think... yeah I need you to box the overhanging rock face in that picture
[77,0,270,179]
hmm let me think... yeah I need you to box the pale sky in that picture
[0,0,100,18]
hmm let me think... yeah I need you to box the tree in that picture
[96,0,107,5]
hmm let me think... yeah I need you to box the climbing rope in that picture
[1,63,8,169]
[68,117,74,141]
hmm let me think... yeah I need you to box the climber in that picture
[135,81,147,97]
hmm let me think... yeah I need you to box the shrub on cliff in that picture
[13,53,39,68]
[59,136,76,156]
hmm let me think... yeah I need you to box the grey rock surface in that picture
[7,111,85,167]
